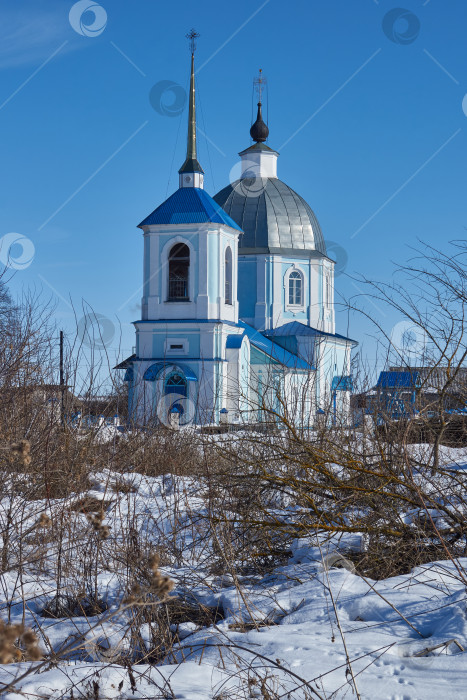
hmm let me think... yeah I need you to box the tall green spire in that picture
[179,31,204,180]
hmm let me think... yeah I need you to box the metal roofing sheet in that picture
[264,321,357,345]
[114,353,136,370]
[213,178,326,255]
[238,321,312,370]
[139,187,243,231]
[332,375,353,392]
[226,333,245,349]
[389,366,467,393]
[376,371,420,389]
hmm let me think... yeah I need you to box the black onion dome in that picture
[250,102,269,143]
[213,178,327,256]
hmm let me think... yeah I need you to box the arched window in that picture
[168,243,190,301]
[225,246,232,305]
[165,373,187,398]
[288,270,303,306]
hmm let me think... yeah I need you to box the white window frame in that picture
[284,265,306,312]
[164,338,188,356]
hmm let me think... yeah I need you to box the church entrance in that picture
[165,373,187,397]
[164,372,188,416]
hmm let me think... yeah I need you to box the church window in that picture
[288,270,303,306]
[225,246,233,305]
[165,338,188,355]
[168,243,190,301]
[165,373,187,398]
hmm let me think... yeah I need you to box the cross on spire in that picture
[253,68,267,103]
[186,28,200,55]
[179,31,204,186]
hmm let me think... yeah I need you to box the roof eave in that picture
[114,353,136,370]
[238,247,332,260]
[238,143,279,156]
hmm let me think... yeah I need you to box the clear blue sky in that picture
[0,0,466,376]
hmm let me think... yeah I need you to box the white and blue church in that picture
[117,48,356,427]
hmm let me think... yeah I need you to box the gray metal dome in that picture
[213,177,327,256]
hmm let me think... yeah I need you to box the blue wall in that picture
[238,257,257,319]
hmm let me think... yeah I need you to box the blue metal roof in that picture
[238,321,312,370]
[332,375,353,392]
[143,362,198,382]
[376,371,420,389]
[174,364,197,381]
[264,321,357,346]
[226,333,245,349]
[138,187,243,231]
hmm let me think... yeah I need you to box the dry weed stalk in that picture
[8,440,31,466]
[124,553,175,605]
[87,511,111,540]
[0,621,42,663]
[36,513,51,529]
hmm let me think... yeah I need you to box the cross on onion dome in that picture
[253,68,267,102]
[250,69,269,143]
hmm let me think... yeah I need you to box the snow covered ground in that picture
[1,446,467,699]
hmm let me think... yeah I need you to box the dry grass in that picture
[1,251,467,698]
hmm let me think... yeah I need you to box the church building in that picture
[117,42,356,427]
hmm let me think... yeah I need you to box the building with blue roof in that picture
[352,367,467,424]
[117,43,357,427]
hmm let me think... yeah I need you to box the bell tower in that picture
[136,32,242,329]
